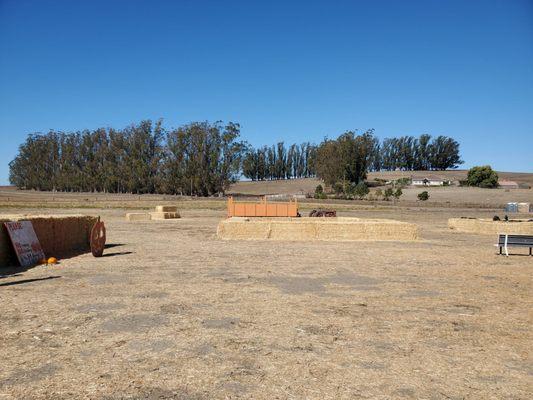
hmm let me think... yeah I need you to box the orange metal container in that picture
[227,196,299,217]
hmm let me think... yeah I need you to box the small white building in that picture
[411,175,449,186]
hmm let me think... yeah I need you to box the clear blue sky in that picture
[1,0,532,184]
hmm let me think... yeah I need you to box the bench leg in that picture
[499,246,502,255]
[530,247,532,256]
[504,235,509,257]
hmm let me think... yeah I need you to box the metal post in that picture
[504,234,509,257]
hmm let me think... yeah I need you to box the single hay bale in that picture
[316,218,418,241]
[448,218,533,235]
[217,217,419,241]
[217,218,271,240]
[150,211,181,220]
[126,213,152,221]
[269,220,318,240]
[0,214,98,267]
[155,205,178,213]
[33,216,96,256]
[316,218,368,241]
[0,218,15,266]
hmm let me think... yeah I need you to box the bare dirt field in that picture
[0,192,532,399]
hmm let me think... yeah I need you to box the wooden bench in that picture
[496,234,533,256]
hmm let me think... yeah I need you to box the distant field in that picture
[229,170,533,196]
[228,171,533,209]
[229,178,322,196]
[1,187,531,212]
[0,170,531,210]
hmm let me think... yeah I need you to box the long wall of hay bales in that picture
[217,217,419,241]
[0,214,98,267]
[448,218,533,235]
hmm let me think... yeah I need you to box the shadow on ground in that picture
[0,276,61,287]
[101,251,133,257]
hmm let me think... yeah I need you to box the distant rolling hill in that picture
[229,178,321,196]
[367,170,533,186]
[228,170,533,196]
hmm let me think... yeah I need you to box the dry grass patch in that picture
[448,217,533,235]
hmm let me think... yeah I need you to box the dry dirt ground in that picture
[0,200,532,399]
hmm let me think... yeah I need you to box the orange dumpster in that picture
[227,196,299,218]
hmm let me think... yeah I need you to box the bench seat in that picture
[496,234,533,256]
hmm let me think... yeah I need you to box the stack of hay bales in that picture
[151,205,180,220]
[0,214,98,267]
[125,205,181,221]
[217,217,418,241]
[448,218,533,235]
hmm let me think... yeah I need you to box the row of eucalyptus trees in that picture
[242,131,462,183]
[9,120,245,195]
[9,121,463,194]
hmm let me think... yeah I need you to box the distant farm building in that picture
[411,175,449,186]
[498,180,519,189]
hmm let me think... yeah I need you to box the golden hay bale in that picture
[0,218,15,266]
[126,213,152,221]
[448,218,533,235]
[150,211,181,220]
[316,218,417,241]
[316,219,365,241]
[269,220,318,240]
[216,218,271,240]
[217,217,419,242]
[155,205,179,212]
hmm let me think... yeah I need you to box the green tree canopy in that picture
[10,121,464,195]
[315,130,377,186]
[466,166,499,188]
[9,120,246,196]
[417,191,430,201]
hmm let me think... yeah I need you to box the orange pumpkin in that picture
[47,257,58,264]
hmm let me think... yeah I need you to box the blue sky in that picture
[1,0,532,184]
